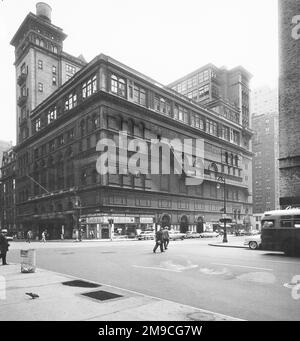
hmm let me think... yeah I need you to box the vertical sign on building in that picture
[278,0,300,207]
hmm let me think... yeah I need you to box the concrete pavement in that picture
[0,263,243,321]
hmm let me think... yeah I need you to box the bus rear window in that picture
[280,220,293,228]
[262,220,274,228]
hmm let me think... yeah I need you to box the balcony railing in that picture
[17,95,28,107]
[17,72,27,86]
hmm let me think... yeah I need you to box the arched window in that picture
[110,74,126,97]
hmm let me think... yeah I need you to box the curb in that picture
[209,243,247,249]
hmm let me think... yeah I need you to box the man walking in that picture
[26,230,32,243]
[0,229,10,265]
[162,226,170,250]
[153,227,164,253]
[41,230,47,243]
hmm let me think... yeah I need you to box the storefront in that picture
[81,214,155,239]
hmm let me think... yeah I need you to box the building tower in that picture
[278,0,300,207]
[10,2,86,144]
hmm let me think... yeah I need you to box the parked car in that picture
[185,231,201,239]
[235,229,246,236]
[169,230,186,240]
[137,231,155,240]
[244,234,261,250]
[199,231,219,238]
[6,235,14,242]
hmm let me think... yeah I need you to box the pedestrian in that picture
[153,227,164,253]
[0,229,10,265]
[41,230,47,243]
[162,226,170,250]
[78,228,83,242]
[26,230,32,243]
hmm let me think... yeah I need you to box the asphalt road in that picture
[6,237,300,321]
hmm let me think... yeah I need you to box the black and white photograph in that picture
[0,0,299,328]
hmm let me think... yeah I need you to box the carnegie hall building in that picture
[7,3,253,239]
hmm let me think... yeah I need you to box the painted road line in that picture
[212,263,273,271]
[132,265,181,273]
[44,267,244,321]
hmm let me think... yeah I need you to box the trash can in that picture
[20,249,36,273]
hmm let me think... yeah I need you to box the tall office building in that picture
[278,0,300,208]
[251,86,279,229]
[0,140,12,176]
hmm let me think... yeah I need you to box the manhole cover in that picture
[62,280,100,288]
[82,290,123,301]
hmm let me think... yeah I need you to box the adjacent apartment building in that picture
[1,3,253,239]
[251,86,279,229]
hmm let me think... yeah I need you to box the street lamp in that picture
[216,176,228,243]
[208,162,229,243]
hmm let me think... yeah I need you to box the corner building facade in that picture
[279,0,300,207]
[12,4,253,239]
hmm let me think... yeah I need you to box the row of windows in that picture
[35,36,58,54]
[109,74,241,145]
[33,75,97,133]
[172,69,212,93]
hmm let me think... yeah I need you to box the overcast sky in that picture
[0,0,278,144]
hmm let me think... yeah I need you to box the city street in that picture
[6,237,300,321]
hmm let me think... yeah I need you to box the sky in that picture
[0,0,278,144]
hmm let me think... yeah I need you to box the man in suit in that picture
[162,226,170,250]
[153,227,164,253]
[0,229,10,265]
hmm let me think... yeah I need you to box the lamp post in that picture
[216,176,228,243]
[208,162,228,243]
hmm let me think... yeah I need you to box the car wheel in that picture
[249,241,258,250]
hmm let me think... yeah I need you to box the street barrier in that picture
[20,249,36,273]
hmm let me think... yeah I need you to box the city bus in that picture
[261,208,300,256]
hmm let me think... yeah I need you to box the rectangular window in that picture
[154,96,171,116]
[65,92,77,111]
[66,64,76,75]
[52,66,57,74]
[67,128,75,140]
[206,119,218,136]
[82,75,97,99]
[49,140,55,151]
[199,85,209,98]
[58,134,64,146]
[47,107,57,124]
[133,85,146,106]
[34,118,41,132]
[38,82,43,92]
[38,60,43,70]
[52,76,57,86]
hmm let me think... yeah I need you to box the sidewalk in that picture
[208,237,247,249]
[0,264,243,321]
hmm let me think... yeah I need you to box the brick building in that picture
[278,0,300,208]
[0,148,16,232]
[5,3,253,239]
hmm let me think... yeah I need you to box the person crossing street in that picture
[153,227,164,253]
[162,226,170,250]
